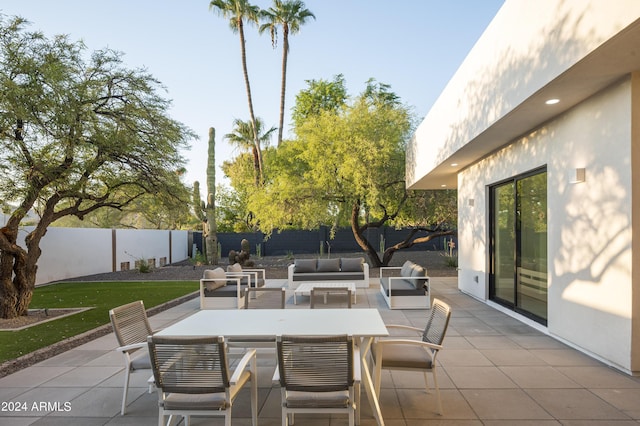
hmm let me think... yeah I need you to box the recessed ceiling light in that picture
[545,98,560,105]
[440,184,447,188]
[451,163,458,167]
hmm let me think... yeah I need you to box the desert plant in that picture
[192,127,218,264]
[228,238,254,266]
[442,252,458,268]
[190,249,207,266]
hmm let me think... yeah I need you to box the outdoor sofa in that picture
[200,264,266,309]
[379,260,430,309]
[287,257,370,289]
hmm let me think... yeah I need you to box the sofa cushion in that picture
[340,257,364,272]
[410,264,428,288]
[293,272,365,282]
[294,259,317,273]
[380,277,427,296]
[317,258,341,272]
[204,284,248,297]
[202,268,226,291]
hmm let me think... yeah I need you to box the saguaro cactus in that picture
[192,127,218,264]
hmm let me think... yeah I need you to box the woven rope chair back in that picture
[244,287,286,309]
[422,298,452,346]
[148,336,230,394]
[110,300,153,347]
[277,334,353,392]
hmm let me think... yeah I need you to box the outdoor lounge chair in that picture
[109,300,154,416]
[371,298,451,415]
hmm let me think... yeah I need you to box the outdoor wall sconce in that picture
[571,167,586,184]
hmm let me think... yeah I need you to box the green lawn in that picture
[0,280,198,364]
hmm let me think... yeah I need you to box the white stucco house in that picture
[407,0,640,375]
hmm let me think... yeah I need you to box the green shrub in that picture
[138,259,151,273]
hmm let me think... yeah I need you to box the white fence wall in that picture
[18,227,189,285]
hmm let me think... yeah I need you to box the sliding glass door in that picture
[489,169,547,324]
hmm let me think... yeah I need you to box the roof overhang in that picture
[408,7,640,190]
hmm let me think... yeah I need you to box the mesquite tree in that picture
[0,16,194,319]
[246,77,456,267]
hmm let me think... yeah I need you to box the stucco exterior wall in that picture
[458,78,634,372]
[407,0,640,188]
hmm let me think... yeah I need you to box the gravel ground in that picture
[57,249,457,283]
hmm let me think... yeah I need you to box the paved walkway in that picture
[0,278,639,425]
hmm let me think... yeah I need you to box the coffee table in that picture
[293,281,356,305]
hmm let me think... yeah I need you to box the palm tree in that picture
[225,118,277,186]
[209,0,265,184]
[260,0,315,146]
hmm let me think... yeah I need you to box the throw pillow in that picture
[227,263,242,273]
[317,258,341,272]
[203,267,226,291]
[340,257,364,272]
[400,261,414,278]
[294,259,317,273]
[410,264,428,289]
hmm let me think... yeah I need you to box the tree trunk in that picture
[349,201,383,267]
[381,228,455,265]
[0,226,41,319]
[277,25,289,146]
[349,199,456,268]
[237,18,263,185]
[251,146,261,187]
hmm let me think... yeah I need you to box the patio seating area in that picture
[1,277,639,425]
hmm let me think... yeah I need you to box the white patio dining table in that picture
[156,308,389,426]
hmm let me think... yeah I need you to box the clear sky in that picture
[0,0,504,191]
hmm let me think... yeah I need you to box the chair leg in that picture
[121,364,132,415]
[251,370,258,426]
[373,358,382,397]
[281,388,288,426]
[423,371,431,392]
[432,369,443,415]
[355,382,361,425]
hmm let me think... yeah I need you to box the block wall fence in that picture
[18,227,189,285]
[12,225,456,285]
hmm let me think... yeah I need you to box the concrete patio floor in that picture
[0,277,639,425]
